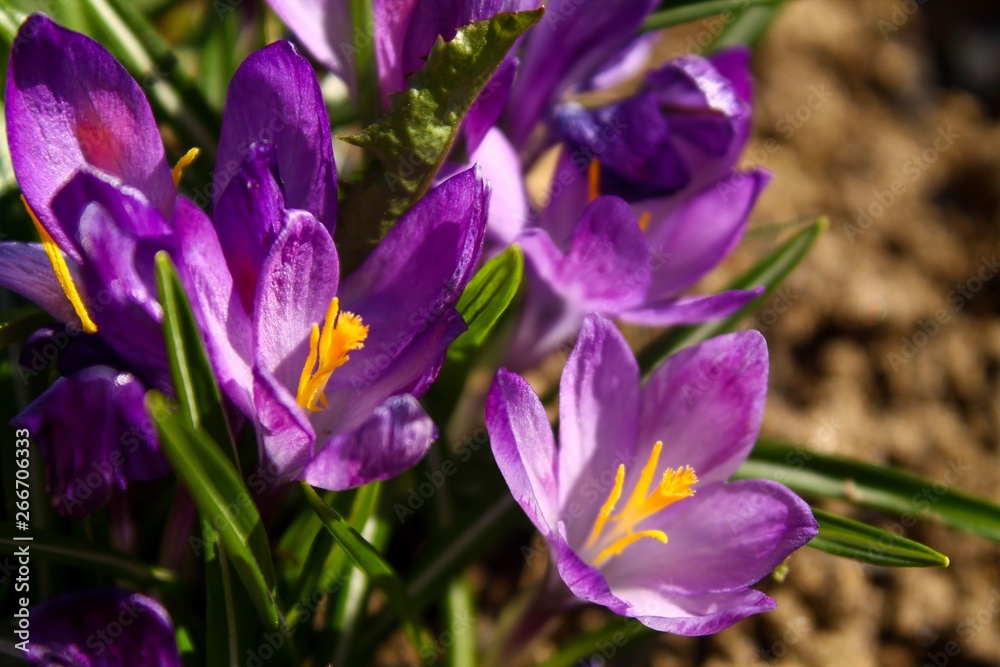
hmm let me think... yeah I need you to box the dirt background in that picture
[604,0,1000,665]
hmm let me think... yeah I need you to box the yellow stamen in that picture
[585,441,698,564]
[594,530,668,565]
[295,297,369,412]
[171,147,201,187]
[586,464,625,549]
[23,196,97,333]
[638,211,651,233]
[587,159,601,203]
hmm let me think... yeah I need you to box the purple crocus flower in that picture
[553,48,755,202]
[0,14,189,517]
[27,589,181,666]
[181,42,489,490]
[486,314,817,634]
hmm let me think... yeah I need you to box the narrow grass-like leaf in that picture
[445,578,477,667]
[148,392,283,630]
[154,252,232,452]
[449,244,524,361]
[300,482,429,659]
[0,306,52,351]
[0,527,179,586]
[707,5,782,50]
[737,439,1000,542]
[809,508,950,567]
[637,217,826,374]
[641,0,786,32]
[537,615,655,667]
[338,9,543,249]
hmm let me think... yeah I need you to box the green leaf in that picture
[0,526,180,586]
[0,306,52,350]
[300,481,430,659]
[449,244,524,361]
[445,578,477,667]
[641,0,786,32]
[737,439,1000,543]
[148,391,284,631]
[154,252,232,454]
[637,217,826,374]
[809,508,950,567]
[338,9,543,248]
[707,5,782,50]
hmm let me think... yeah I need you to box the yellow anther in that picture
[638,211,651,233]
[171,147,201,187]
[23,196,97,333]
[585,441,698,565]
[295,297,368,412]
[587,159,601,204]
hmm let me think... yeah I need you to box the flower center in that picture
[23,196,97,334]
[586,159,651,232]
[295,297,368,412]
[585,441,698,565]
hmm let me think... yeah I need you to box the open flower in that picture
[0,14,190,517]
[181,42,489,489]
[27,589,181,666]
[486,314,817,634]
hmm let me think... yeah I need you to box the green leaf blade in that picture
[738,439,1000,543]
[809,508,950,568]
[638,217,826,374]
[450,244,524,360]
[340,9,543,243]
[148,392,283,631]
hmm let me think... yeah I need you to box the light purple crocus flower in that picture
[0,14,191,517]
[27,589,182,666]
[486,314,817,634]
[181,42,489,490]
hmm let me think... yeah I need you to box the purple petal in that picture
[6,14,172,259]
[637,331,768,485]
[709,46,754,105]
[174,197,254,416]
[552,522,631,616]
[557,314,639,546]
[12,366,167,519]
[374,0,420,99]
[301,394,436,490]
[621,586,776,636]
[601,480,817,597]
[538,149,590,248]
[641,170,769,298]
[212,143,286,313]
[264,0,357,91]
[0,242,78,324]
[463,57,517,154]
[619,288,763,327]
[504,0,658,148]
[55,174,171,382]
[586,34,655,91]
[485,369,558,536]
[318,167,487,431]
[520,197,651,311]
[504,272,585,370]
[28,588,181,666]
[252,210,339,393]
[217,41,337,233]
[252,364,316,477]
[471,128,527,245]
